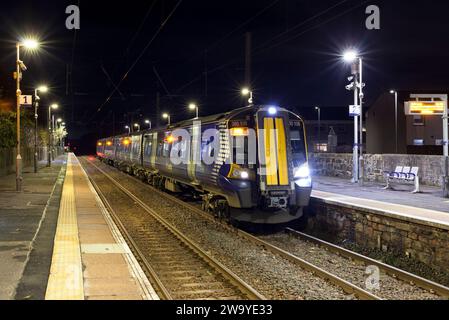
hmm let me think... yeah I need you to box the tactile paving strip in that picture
[45,154,84,300]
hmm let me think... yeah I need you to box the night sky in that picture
[1,0,449,153]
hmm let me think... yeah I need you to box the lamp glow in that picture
[22,39,39,49]
[38,85,48,93]
[343,50,358,63]
[241,88,250,96]
[51,104,59,110]
[268,107,277,115]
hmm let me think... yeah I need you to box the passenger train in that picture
[96,105,312,227]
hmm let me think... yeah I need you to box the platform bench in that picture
[383,166,421,194]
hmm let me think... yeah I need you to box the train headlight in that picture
[294,164,312,188]
[229,165,252,180]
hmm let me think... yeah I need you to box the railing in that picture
[0,146,65,177]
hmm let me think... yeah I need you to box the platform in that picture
[45,153,157,300]
[312,176,449,231]
[0,157,68,300]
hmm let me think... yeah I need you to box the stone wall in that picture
[309,153,448,187]
[308,198,449,274]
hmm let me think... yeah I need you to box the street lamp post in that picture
[134,123,141,132]
[390,90,399,153]
[241,88,253,106]
[343,50,364,184]
[33,86,48,173]
[189,103,199,119]
[125,126,131,134]
[145,120,152,130]
[315,107,321,152]
[15,39,39,191]
[163,113,171,126]
[48,104,58,167]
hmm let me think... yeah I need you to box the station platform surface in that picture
[312,176,449,230]
[45,153,157,300]
[0,157,66,300]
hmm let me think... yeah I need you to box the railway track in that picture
[84,158,381,300]
[284,229,449,299]
[81,158,265,300]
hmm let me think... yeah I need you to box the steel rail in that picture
[285,228,449,298]
[84,159,266,301]
[87,158,381,300]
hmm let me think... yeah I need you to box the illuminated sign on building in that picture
[405,94,448,116]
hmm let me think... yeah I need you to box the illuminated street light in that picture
[134,123,141,132]
[22,39,39,50]
[33,85,48,173]
[315,107,321,152]
[37,85,48,93]
[343,50,358,63]
[145,119,152,130]
[163,113,171,126]
[48,103,60,167]
[241,88,253,106]
[342,49,364,184]
[390,90,399,153]
[125,126,131,134]
[189,103,199,119]
[15,38,40,191]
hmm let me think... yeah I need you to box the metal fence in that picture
[0,147,64,177]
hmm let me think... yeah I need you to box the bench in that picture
[383,166,420,194]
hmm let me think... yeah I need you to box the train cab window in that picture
[290,121,307,164]
[231,136,249,166]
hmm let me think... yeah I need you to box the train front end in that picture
[227,106,312,225]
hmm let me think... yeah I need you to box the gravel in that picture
[259,233,443,300]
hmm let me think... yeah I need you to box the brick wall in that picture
[309,153,448,187]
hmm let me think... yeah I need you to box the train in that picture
[96,105,312,227]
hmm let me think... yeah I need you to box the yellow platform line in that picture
[45,154,84,300]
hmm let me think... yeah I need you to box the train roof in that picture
[97,105,304,142]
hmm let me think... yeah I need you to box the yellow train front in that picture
[97,105,312,227]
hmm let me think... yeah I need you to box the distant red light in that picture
[88,156,96,161]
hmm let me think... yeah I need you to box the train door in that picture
[256,108,294,207]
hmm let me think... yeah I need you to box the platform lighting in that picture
[163,113,171,126]
[145,119,152,129]
[33,85,48,174]
[22,39,39,50]
[47,104,60,168]
[241,88,253,106]
[37,85,48,93]
[342,49,364,185]
[390,90,399,153]
[15,38,41,191]
[134,123,141,131]
[189,103,199,119]
[343,50,358,63]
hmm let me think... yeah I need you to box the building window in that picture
[315,143,328,153]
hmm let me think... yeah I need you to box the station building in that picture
[366,91,448,155]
